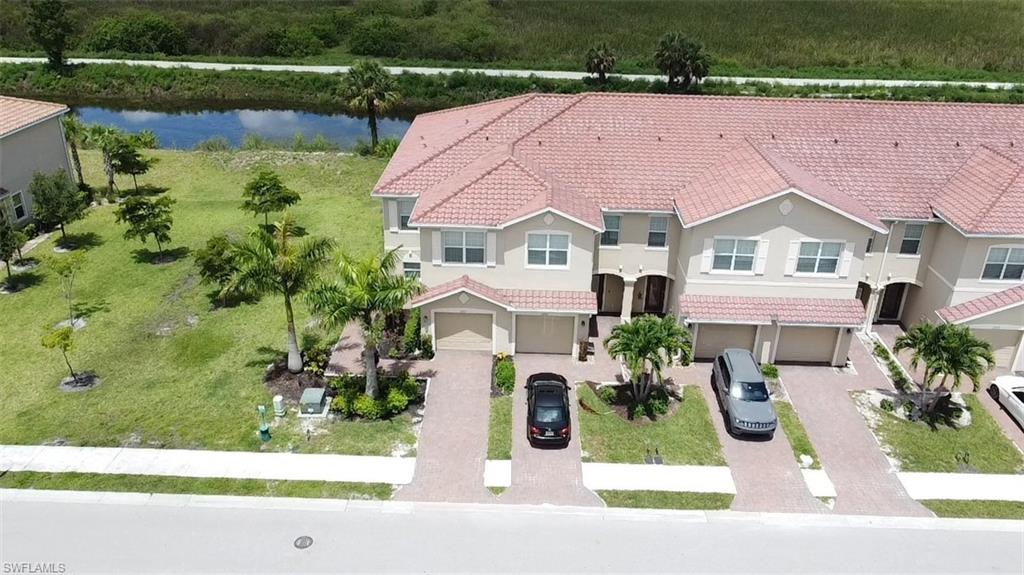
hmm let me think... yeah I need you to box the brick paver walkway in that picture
[782,337,930,517]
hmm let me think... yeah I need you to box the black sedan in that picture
[526,372,571,448]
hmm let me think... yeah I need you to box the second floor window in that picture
[900,223,924,255]
[982,247,1024,281]
[527,232,569,267]
[443,230,485,264]
[10,192,26,220]
[397,199,415,230]
[648,216,668,247]
[713,238,758,272]
[866,232,876,253]
[797,241,843,274]
[403,262,421,278]
[601,214,620,246]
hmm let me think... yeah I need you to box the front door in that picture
[877,283,906,321]
[643,276,667,313]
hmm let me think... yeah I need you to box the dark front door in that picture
[643,276,667,313]
[878,283,906,321]
[592,274,604,311]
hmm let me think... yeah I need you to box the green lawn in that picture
[488,395,513,460]
[921,500,1024,520]
[0,471,392,500]
[577,384,725,466]
[598,490,733,510]
[775,401,821,470]
[0,149,414,454]
[867,394,1024,474]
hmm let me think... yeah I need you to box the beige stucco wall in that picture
[595,212,680,279]
[418,210,596,290]
[959,305,1024,329]
[861,221,937,287]
[0,116,72,223]
[950,237,1024,305]
[680,193,868,298]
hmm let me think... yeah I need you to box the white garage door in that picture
[776,326,838,364]
[694,324,757,359]
[972,329,1021,369]
[434,313,492,351]
[516,315,574,355]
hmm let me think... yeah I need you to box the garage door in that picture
[972,329,1021,369]
[434,313,492,351]
[516,315,574,354]
[776,326,838,364]
[694,324,757,359]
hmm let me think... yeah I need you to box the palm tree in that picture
[62,114,86,187]
[585,43,617,84]
[603,315,692,403]
[893,322,943,409]
[654,32,711,90]
[229,214,334,373]
[84,125,123,199]
[342,60,400,151]
[894,323,995,413]
[306,247,422,398]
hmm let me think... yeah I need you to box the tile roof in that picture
[931,146,1024,236]
[937,284,1024,324]
[678,294,866,327]
[376,93,1024,235]
[0,96,67,138]
[408,274,596,313]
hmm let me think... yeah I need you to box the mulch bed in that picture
[59,373,101,392]
[264,360,333,404]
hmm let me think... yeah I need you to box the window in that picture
[866,232,876,254]
[712,238,758,272]
[900,223,924,255]
[601,214,620,246]
[11,192,26,220]
[397,200,414,230]
[526,232,569,267]
[442,230,486,264]
[403,262,420,279]
[648,216,668,247]
[796,241,843,274]
[981,247,1024,281]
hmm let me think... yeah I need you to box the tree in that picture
[0,207,18,283]
[62,115,86,186]
[194,233,241,306]
[51,251,85,325]
[306,247,422,398]
[585,43,617,84]
[342,60,400,151]
[29,169,83,240]
[604,315,692,403]
[114,195,175,256]
[27,0,74,72]
[85,125,124,198]
[654,32,711,90]
[110,137,157,193]
[894,322,996,413]
[41,326,78,383]
[228,214,333,373]
[240,169,301,228]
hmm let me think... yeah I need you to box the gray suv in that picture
[712,349,777,437]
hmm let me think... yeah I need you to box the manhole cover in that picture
[294,536,314,549]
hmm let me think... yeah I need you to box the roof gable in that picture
[932,146,1024,237]
[0,96,67,138]
[937,284,1024,324]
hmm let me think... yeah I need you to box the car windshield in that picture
[534,405,565,424]
[731,380,770,402]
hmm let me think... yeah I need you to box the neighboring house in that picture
[373,93,1024,372]
[0,95,72,226]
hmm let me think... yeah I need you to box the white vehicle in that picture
[988,376,1024,428]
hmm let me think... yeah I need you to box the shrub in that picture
[402,312,421,354]
[880,398,895,412]
[276,28,325,58]
[760,363,779,380]
[374,137,400,158]
[494,356,515,394]
[330,392,356,416]
[903,400,916,420]
[349,15,406,57]
[419,334,434,359]
[303,342,334,377]
[385,386,409,414]
[353,394,385,420]
[194,137,231,152]
[598,386,617,405]
[647,387,670,415]
[86,14,187,55]
[630,403,647,419]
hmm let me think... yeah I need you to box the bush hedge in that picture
[328,371,422,420]
[494,354,515,394]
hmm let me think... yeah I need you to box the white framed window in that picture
[11,192,26,221]
[981,246,1024,281]
[526,232,570,267]
[442,230,486,265]
[403,262,420,279]
[647,216,668,248]
[712,238,758,272]
[899,223,924,255]
[865,232,876,254]
[601,214,620,246]
[397,199,415,230]
[796,241,843,274]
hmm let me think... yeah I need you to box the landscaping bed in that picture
[598,490,733,511]
[921,500,1024,520]
[488,395,513,461]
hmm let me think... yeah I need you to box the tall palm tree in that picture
[654,32,711,90]
[84,125,123,198]
[229,214,334,373]
[342,60,400,151]
[62,114,86,187]
[603,315,692,403]
[585,43,617,84]
[306,247,422,398]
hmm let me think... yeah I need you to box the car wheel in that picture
[987,384,1000,401]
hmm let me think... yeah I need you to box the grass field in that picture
[598,490,734,510]
[775,401,820,470]
[0,149,416,454]
[488,395,513,460]
[577,384,725,466]
[0,471,392,500]
[921,500,1024,520]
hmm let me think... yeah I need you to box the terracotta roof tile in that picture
[678,294,866,326]
[408,275,596,313]
[937,284,1024,324]
[0,96,67,137]
[932,146,1024,235]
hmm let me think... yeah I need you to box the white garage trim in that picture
[430,308,496,354]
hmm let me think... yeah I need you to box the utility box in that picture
[272,395,286,417]
[299,388,327,415]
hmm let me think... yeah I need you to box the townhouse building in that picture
[0,96,72,226]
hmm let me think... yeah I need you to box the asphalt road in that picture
[2,490,1022,574]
